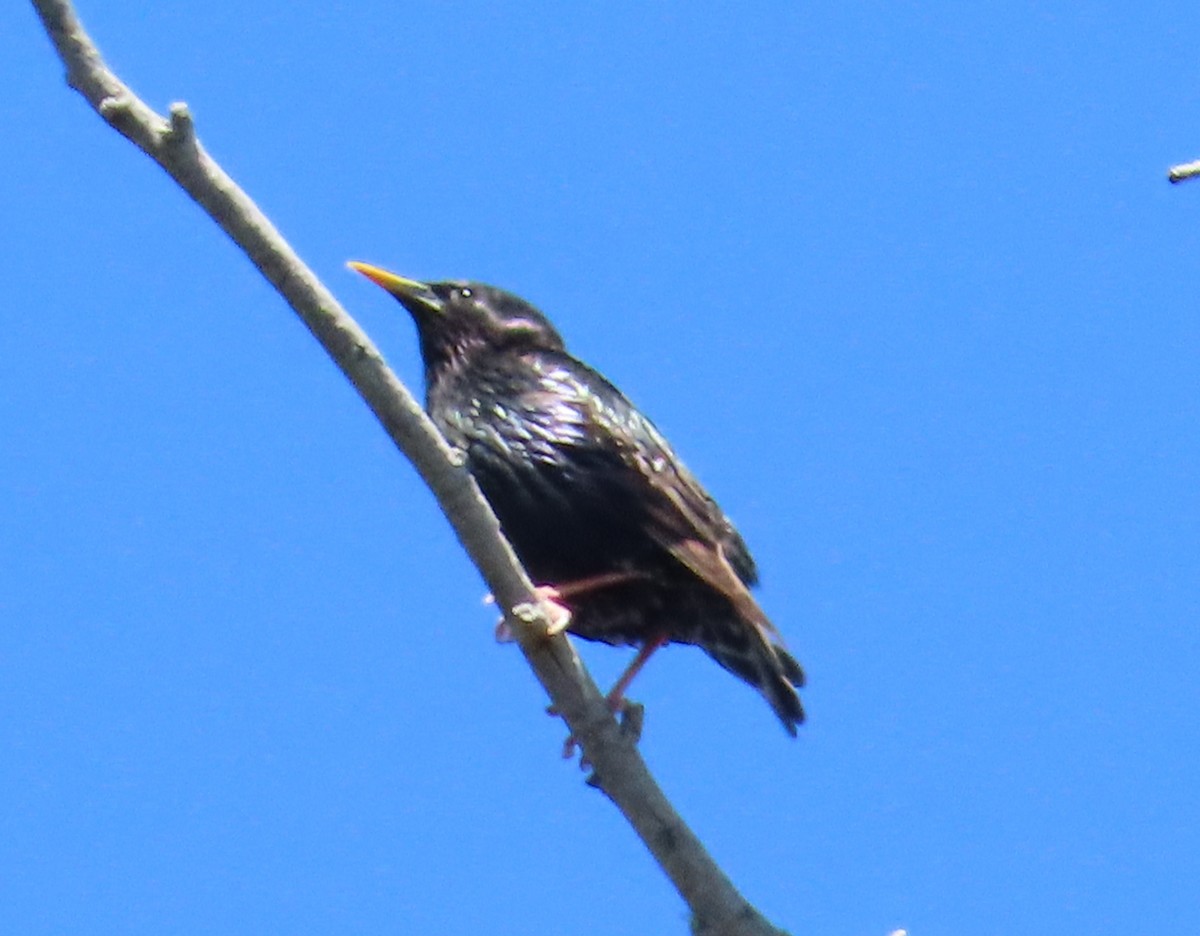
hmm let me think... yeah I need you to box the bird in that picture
[348,261,805,735]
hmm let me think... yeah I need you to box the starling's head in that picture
[348,262,565,377]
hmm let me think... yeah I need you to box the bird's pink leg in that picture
[553,570,649,600]
[559,632,669,760]
[603,632,669,711]
[489,570,649,642]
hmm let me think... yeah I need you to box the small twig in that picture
[29,2,792,934]
[1168,158,1200,184]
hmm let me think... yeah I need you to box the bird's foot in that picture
[485,585,572,641]
[552,697,646,768]
[533,585,572,635]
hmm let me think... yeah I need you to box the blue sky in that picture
[4,2,1199,934]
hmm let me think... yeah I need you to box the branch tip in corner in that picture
[1167,159,1200,184]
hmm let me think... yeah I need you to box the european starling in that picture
[349,262,805,734]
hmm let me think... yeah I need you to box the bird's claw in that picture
[532,585,572,634]
[553,698,646,769]
[484,585,571,640]
[494,619,516,643]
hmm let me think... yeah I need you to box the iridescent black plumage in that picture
[349,263,805,734]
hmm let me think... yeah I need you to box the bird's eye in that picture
[457,286,474,300]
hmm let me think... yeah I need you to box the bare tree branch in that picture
[1168,158,1200,183]
[29,2,792,933]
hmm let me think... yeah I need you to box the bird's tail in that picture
[702,627,806,735]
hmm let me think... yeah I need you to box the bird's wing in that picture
[532,354,779,637]
[618,406,780,637]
